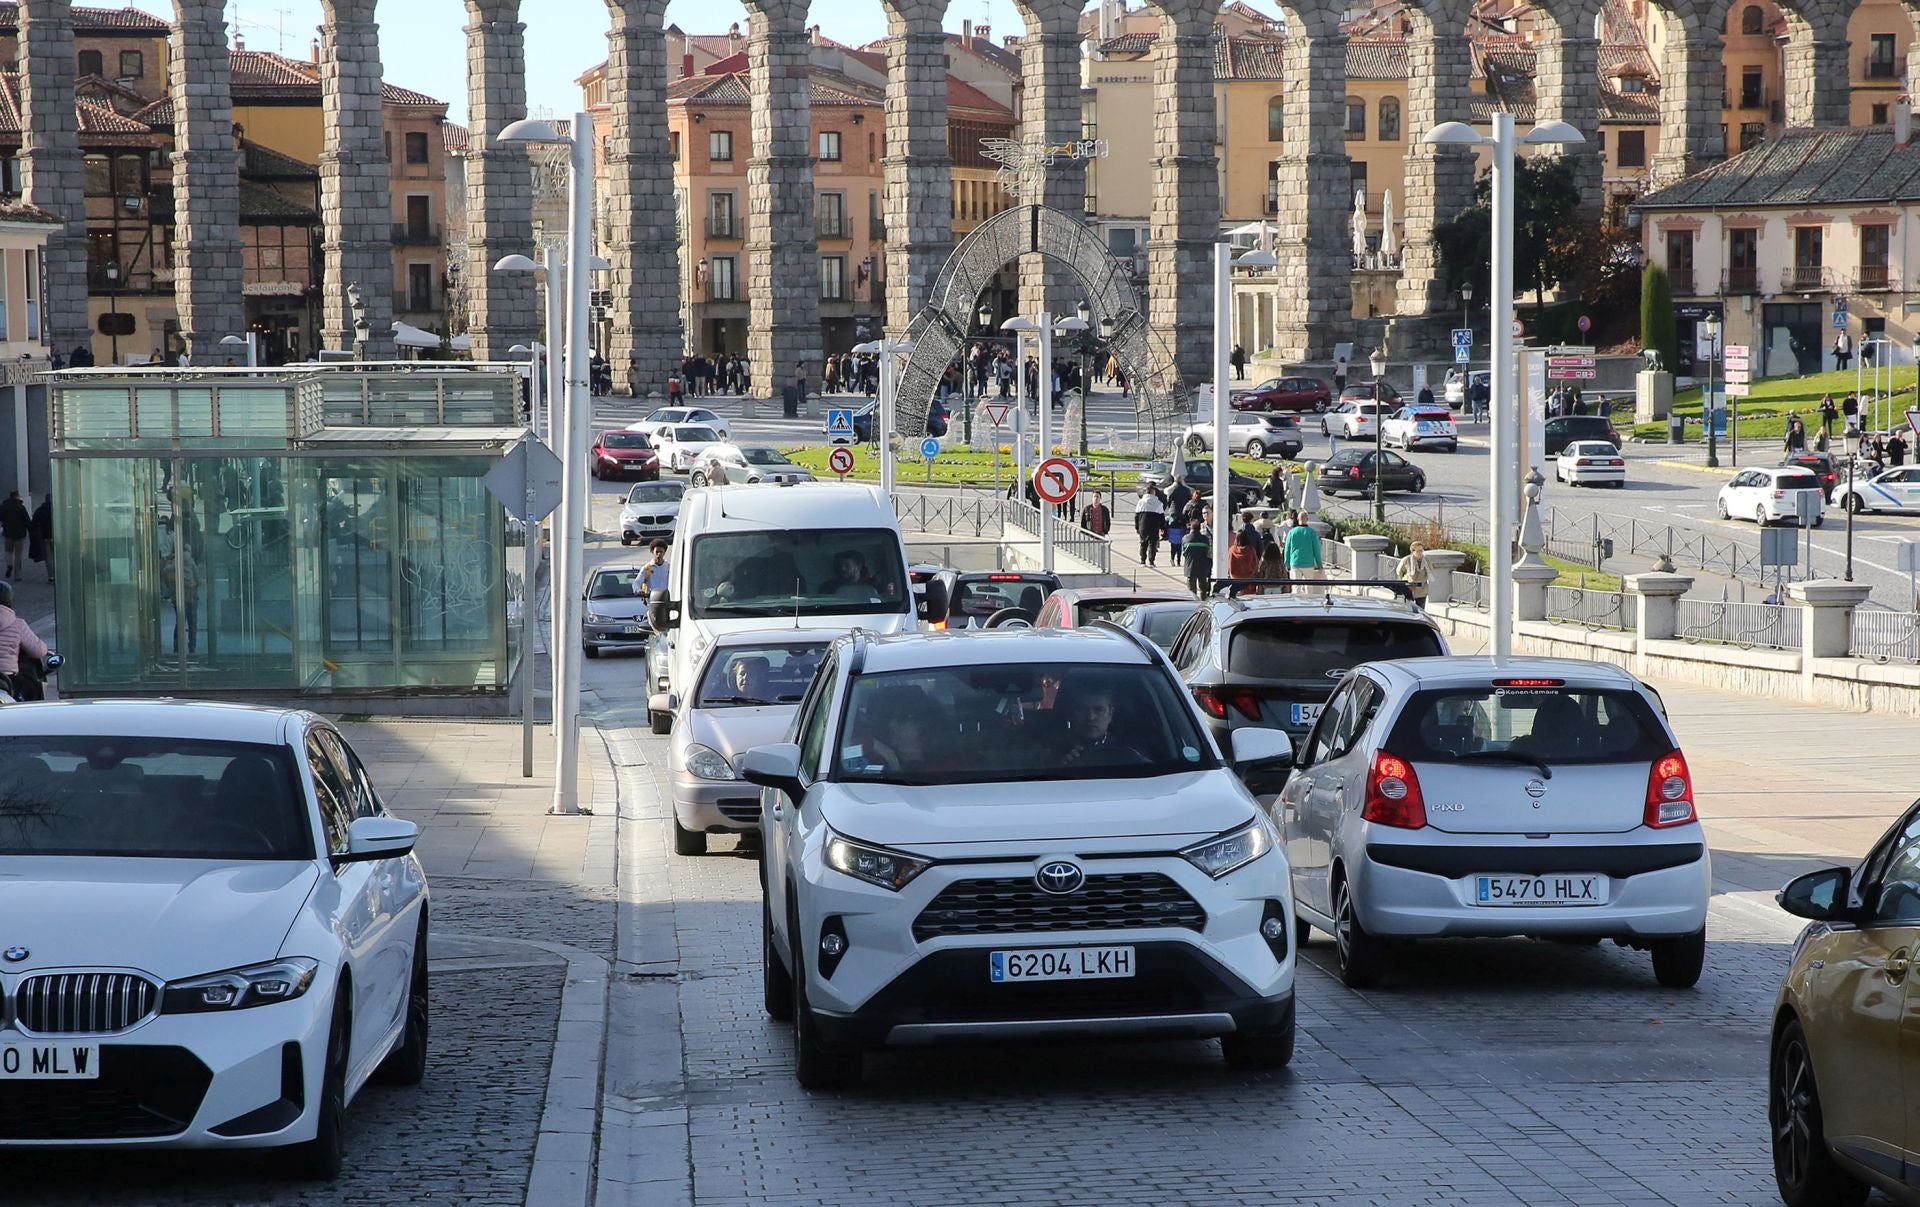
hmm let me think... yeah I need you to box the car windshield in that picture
[602,432,650,449]
[626,481,684,504]
[952,575,1056,619]
[1567,442,1615,457]
[743,448,792,466]
[1078,599,1151,624]
[1324,451,1365,466]
[0,737,312,860]
[1128,604,1197,649]
[834,663,1218,784]
[688,528,907,618]
[1229,619,1444,686]
[1413,411,1450,422]
[588,568,642,600]
[695,642,830,707]
[674,426,720,442]
[1385,684,1669,766]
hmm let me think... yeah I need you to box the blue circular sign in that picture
[920,437,942,459]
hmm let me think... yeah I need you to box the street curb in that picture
[1653,460,1727,476]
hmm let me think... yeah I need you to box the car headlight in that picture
[1180,819,1273,878]
[685,744,734,780]
[824,831,930,891]
[162,957,319,1013]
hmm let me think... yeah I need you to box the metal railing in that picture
[1783,265,1831,292]
[391,223,441,245]
[1320,537,1354,575]
[1668,268,1695,295]
[1677,598,1801,650]
[1545,585,1632,632]
[892,492,1003,538]
[1452,572,1493,612]
[1856,265,1894,291]
[1003,498,1113,572]
[1852,607,1920,664]
[1725,266,1760,293]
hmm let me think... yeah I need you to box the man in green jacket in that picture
[1282,511,1323,587]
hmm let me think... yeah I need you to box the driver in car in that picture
[1062,686,1145,765]
[824,549,875,596]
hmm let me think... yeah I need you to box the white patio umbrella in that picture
[1380,189,1397,264]
[1350,188,1368,261]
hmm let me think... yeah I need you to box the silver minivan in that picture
[1278,656,1710,989]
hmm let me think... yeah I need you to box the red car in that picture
[1232,376,1333,414]
[591,429,660,480]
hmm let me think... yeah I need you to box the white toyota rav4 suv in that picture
[745,626,1299,1088]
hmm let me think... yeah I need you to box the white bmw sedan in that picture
[0,701,428,1180]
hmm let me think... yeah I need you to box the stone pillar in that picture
[1782,22,1853,127]
[745,0,822,398]
[1271,24,1351,361]
[168,0,246,365]
[1650,35,1726,185]
[319,0,395,360]
[1534,28,1603,215]
[1788,580,1873,659]
[1013,0,1083,319]
[1511,560,1558,622]
[881,1,952,336]
[19,0,88,358]
[1396,9,1474,319]
[604,0,682,392]
[1345,533,1390,580]
[1148,5,1218,387]
[1626,570,1693,648]
[1423,548,1467,604]
[463,0,540,362]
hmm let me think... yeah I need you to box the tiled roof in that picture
[0,72,153,143]
[1097,32,1154,56]
[225,51,447,109]
[946,31,1021,75]
[443,122,470,152]
[669,69,880,108]
[1220,35,1287,80]
[0,4,169,34]
[1602,90,1658,121]
[1637,127,1920,209]
[1346,40,1408,80]
[239,180,316,222]
[239,139,317,179]
[948,77,1012,117]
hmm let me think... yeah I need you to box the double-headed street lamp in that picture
[850,335,916,498]
[1214,245,1278,578]
[1424,114,1584,664]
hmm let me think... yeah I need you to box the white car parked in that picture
[1718,466,1826,527]
[748,627,1299,1087]
[1444,369,1489,408]
[627,406,731,441]
[1324,400,1386,439]
[0,701,429,1179]
[1380,406,1459,452]
[653,423,726,473]
[1279,657,1709,989]
[1555,439,1627,488]
[1832,464,1920,514]
[691,444,815,488]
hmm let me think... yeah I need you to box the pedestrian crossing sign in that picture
[1454,347,1471,363]
[826,408,855,443]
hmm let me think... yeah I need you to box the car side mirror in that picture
[740,742,805,803]
[648,691,677,717]
[648,588,680,632]
[1229,728,1294,796]
[917,578,950,624]
[336,815,419,865]
[1778,866,1853,922]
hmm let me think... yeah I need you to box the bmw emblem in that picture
[1035,859,1085,896]
[2,947,27,963]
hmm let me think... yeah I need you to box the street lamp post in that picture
[1461,282,1473,338]
[498,112,596,817]
[967,303,991,443]
[1370,346,1389,522]
[103,260,121,365]
[851,336,915,499]
[1076,301,1092,456]
[1702,314,1722,469]
[1424,114,1584,664]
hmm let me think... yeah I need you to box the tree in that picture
[1433,156,1588,309]
[1549,223,1644,317]
[1641,263,1677,372]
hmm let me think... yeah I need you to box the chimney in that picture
[962,18,973,47]
[729,22,740,56]
[234,34,245,51]
[1897,98,1913,148]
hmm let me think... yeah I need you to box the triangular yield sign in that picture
[984,403,1010,427]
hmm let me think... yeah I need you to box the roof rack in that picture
[1207,577,1415,602]
[847,628,870,676]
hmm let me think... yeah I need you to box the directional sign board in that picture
[1451,328,1473,348]
[1032,456,1080,505]
[1726,381,1753,397]
[1546,345,1597,381]
[984,402,1010,428]
[828,447,855,476]
[1092,460,1160,473]
[920,436,942,459]
[1725,367,1752,384]
[482,436,563,522]
[825,407,856,444]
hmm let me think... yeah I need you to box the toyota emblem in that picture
[1035,859,1085,895]
[2,947,27,963]
[1525,779,1548,799]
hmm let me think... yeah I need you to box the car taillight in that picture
[930,620,947,631]
[1575,458,1593,466]
[1194,685,1262,721]
[1644,749,1695,827]
[1363,752,1426,829]
[1350,466,1362,478]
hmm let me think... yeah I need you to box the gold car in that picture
[1772,804,1920,1207]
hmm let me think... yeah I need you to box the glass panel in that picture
[175,457,295,687]
[213,387,290,443]
[399,458,500,660]
[58,387,132,445]
[54,457,159,689]
[321,377,367,426]
[365,381,439,426]
[317,459,396,660]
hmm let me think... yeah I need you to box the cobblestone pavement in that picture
[612,693,1902,1207]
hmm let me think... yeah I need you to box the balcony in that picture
[1865,55,1904,79]
[1782,265,1831,292]
[1856,264,1894,291]
[1724,266,1760,293]
[816,217,850,241]
[1667,267,1696,295]
[1738,90,1766,110]
[1263,188,1280,216]
[705,217,737,240]
[869,217,887,241]
[391,223,440,246]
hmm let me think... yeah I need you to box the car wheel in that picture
[763,896,794,1021]
[691,470,708,487]
[1812,514,1825,529]
[1333,876,1386,989]
[288,991,349,1181]
[1772,1018,1870,1207]
[791,927,860,1089]
[1248,439,1266,459]
[590,463,600,480]
[1313,400,1327,413]
[674,817,707,856]
[1651,929,1705,988]
[584,645,601,659]
[375,921,429,1086]
[1717,497,1732,519]
[1757,505,1771,527]
[1186,435,1207,455]
[1845,493,1868,514]
[1220,1012,1295,1070]
[1412,476,1426,493]
[620,535,632,546]
[649,708,671,736]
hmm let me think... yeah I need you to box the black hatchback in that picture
[1543,415,1624,457]
[1315,449,1427,496]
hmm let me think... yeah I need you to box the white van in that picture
[645,483,946,732]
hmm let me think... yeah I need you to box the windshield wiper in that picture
[703,695,775,706]
[1444,751,1552,779]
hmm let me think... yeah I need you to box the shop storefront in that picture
[48,367,526,700]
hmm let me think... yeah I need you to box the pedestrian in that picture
[1228,525,1259,579]
[635,539,670,596]
[1785,417,1806,453]
[1417,381,1435,410]
[0,491,27,579]
[1263,464,1288,511]
[1135,486,1166,566]
[1833,331,1853,372]
[1396,542,1430,610]
[1230,343,1246,381]
[1181,506,1214,597]
[1081,490,1111,536]
[27,494,50,583]
[1891,431,1910,467]
[1872,433,1888,464]
[1283,509,1323,583]
[1820,394,1838,438]
[1237,508,1260,554]
[1255,527,1285,584]
[1333,355,1348,395]
[1469,375,1489,423]
[1165,479,1193,558]
[794,362,809,410]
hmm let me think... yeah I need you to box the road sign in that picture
[1725,344,1749,358]
[1724,354,1751,372]
[1546,368,1598,380]
[1907,408,1920,440]
[1897,542,1920,573]
[984,402,1010,427]
[482,436,563,521]
[825,407,856,444]
[1834,294,1850,313]
[919,436,942,459]
[1725,367,1751,384]
[1093,460,1159,473]
[828,447,855,476]
[1833,313,1849,330]
[1577,314,1592,334]
[1455,347,1471,363]
[1760,527,1799,567]
[1547,356,1594,367]
[1032,456,1080,505]
[1726,381,1753,397]
[1512,319,1526,338]
[1451,328,1473,348]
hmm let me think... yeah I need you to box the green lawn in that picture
[784,444,1277,488]
[1630,367,1918,443]
[1450,541,1621,591]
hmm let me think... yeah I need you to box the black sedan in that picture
[1153,461,1265,511]
[1315,448,1427,496]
